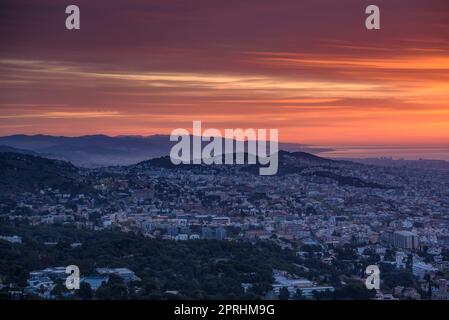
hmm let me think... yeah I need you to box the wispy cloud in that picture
[0,0,448,144]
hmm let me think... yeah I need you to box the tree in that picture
[76,282,93,299]
[334,282,375,300]
[294,289,303,300]
[382,271,414,290]
[424,274,432,298]
[278,287,290,300]
[384,248,396,261]
[143,279,160,296]
[51,279,70,299]
[406,254,413,271]
[96,274,128,300]
[249,282,271,297]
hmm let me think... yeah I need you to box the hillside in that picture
[0,152,92,195]
[0,145,39,155]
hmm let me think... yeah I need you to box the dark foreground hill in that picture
[0,152,92,195]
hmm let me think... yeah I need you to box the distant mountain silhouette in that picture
[0,134,332,167]
[0,145,39,155]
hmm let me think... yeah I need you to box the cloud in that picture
[0,0,448,145]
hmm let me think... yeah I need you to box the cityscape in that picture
[1,0,449,303]
[1,145,449,300]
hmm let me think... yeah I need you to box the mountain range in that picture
[0,134,331,167]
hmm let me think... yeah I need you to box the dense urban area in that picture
[1,150,449,300]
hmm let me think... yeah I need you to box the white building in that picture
[271,270,334,298]
[175,234,188,241]
[96,267,137,283]
[0,235,22,244]
[412,261,436,279]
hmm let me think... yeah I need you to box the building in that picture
[395,251,407,269]
[215,227,227,240]
[80,275,109,291]
[25,267,68,298]
[433,279,449,300]
[175,234,188,241]
[0,235,22,244]
[412,261,436,279]
[201,227,214,239]
[299,286,335,299]
[212,217,231,225]
[29,267,67,280]
[167,226,179,237]
[394,231,419,250]
[96,268,137,283]
[271,270,334,299]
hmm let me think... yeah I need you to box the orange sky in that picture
[0,0,448,146]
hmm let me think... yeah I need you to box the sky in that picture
[0,0,449,151]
